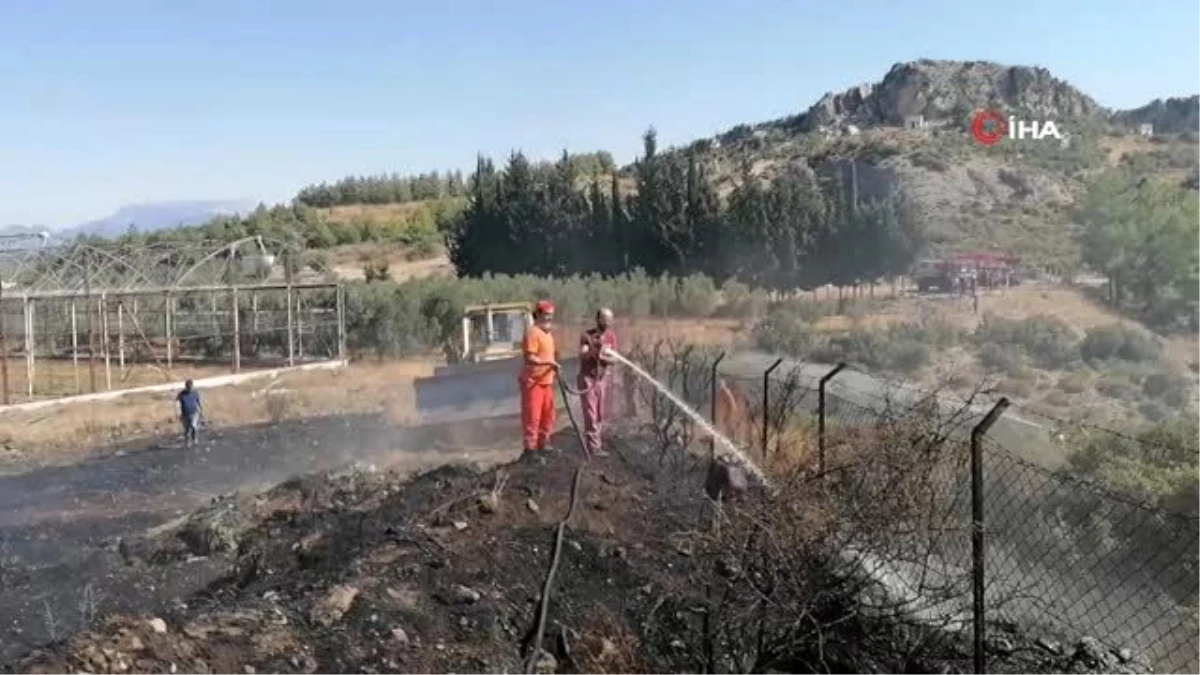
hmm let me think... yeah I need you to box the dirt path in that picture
[0,415,518,663]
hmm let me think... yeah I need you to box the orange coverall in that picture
[520,323,557,451]
[714,379,743,443]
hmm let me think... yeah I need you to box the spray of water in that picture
[605,348,774,489]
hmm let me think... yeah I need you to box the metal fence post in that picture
[817,363,846,475]
[762,358,783,460]
[709,351,725,461]
[0,280,9,405]
[971,397,1010,675]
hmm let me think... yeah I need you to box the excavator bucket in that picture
[413,355,581,426]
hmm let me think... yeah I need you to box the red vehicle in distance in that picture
[912,252,1021,293]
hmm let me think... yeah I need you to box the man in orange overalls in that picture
[714,378,743,445]
[520,300,561,454]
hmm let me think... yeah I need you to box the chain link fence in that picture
[605,339,1198,673]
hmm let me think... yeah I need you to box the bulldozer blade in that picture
[414,356,581,426]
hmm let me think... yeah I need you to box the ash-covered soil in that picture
[2,426,1135,674]
[0,413,519,665]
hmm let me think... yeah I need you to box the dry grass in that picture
[869,286,1127,335]
[620,316,747,347]
[326,245,453,282]
[330,255,454,282]
[917,286,1198,372]
[0,359,434,472]
[1098,135,1159,166]
[321,202,429,224]
[2,358,235,401]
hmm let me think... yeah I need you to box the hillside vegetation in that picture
[79,61,1195,286]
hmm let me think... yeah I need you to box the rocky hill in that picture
[653,59,1198,268]
[791,59,1108,133]
[1111,95,1200,134]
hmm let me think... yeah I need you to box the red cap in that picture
[535,299,555,315]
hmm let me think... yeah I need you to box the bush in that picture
[886,340,931,374]
[1139,401,1171,422]
[1080,324,1161,364]
[265,391,291,423]
[718,279,751,316]
[1001,377,1035,398]
[770,298,835,323]
[676,273,720,316]
[719,279,771,319]
[1068,415,1199,512]
[975,314,1080,370]
[910,150,951,172]
[977,342,1023,375]
[818,326,932,374]
[752,308,814,357]
[1142,371,1193,408]
[1057,371,1088,394]
[345,270,752,358]
[888,320,962,350]
[1096,374,1138,401]
[1043,390,1071,407]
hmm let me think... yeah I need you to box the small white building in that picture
[1138,123,1154,137]
[904,115,927,130]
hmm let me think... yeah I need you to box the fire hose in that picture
[554,344,614,397]
[518,346,609,671]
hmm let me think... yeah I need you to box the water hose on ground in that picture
[520,358,607,669]
[524,466,584,673]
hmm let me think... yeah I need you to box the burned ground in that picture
[2,423,1137,674]
[0,413,519,666]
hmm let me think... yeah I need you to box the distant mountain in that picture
[0,199,258,242]
[0,224,52,238]
[62,199,258,239]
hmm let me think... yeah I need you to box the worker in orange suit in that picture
[520,300,561,454]
[714,378,743,444]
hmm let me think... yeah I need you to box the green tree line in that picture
[446,129,922,292]
[293,152,615,209]
[295,171,468,208]
[98,200,463,255]
[1077,169,1199,330]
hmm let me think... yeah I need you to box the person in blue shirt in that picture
[176,380,202,447]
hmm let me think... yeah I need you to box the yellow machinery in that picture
[448,302,532,364]
[414,302,579,425]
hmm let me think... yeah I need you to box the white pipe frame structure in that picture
[0,236,344,403]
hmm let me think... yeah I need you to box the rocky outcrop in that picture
[794,59,1108,132]
[1112,95,1200,134]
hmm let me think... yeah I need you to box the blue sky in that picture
[1,0,1197,227]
